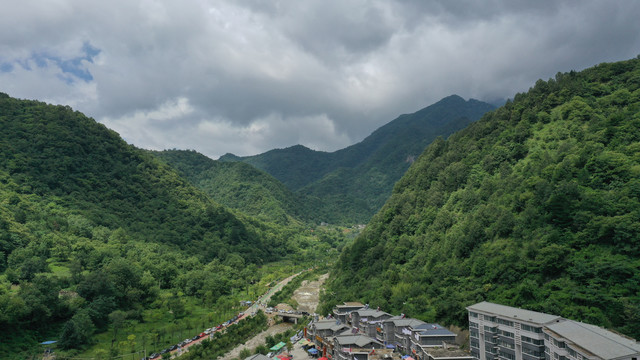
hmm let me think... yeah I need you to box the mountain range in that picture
[2,56,639,358]
[219,95,495,224]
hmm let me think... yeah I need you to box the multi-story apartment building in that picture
[467,302,560,360]
[543,319,640,360]
[467,302,640,360]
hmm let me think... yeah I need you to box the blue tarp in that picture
[40,341,57,345]
[308,348,319,354]
[385,344,395,349]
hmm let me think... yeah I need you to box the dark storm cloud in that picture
[1,1,639,158]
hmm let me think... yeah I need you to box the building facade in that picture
[543,320,640,360]
[467,302,560,360]
[468,302,640,360]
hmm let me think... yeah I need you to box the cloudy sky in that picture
[2,1,640,159]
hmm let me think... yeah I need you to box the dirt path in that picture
[218,273,329,360]
[220,323,292,360]
[291,273,328,314]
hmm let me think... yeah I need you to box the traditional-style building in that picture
[333,302,365,324]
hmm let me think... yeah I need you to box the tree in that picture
[109,310,126,343]
[167,296,186,320]
[59,309,96,349]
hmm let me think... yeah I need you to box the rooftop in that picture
[384,317,427,328]
[424,346,472,359]
[353,309,391,318]
[245,354,272,360]
[545,320,640,359]
[313,319,349,332]
[467,301,561,325]
[335,334,383,348]
[413,324,455,337]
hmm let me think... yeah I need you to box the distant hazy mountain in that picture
[221,95,495,223]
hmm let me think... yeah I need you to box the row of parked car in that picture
[144,312,244,360]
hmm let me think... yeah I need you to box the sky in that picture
[1,1,640,159]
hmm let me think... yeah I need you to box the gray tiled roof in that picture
[353,309,391,318]
[335,335,383,348]
[467,301,560,324]
[545,320,640,359]
[313,320,349,331]
[384,317,426,328]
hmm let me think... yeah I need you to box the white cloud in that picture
[1,0,640,158]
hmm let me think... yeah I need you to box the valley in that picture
[1,56,640,360]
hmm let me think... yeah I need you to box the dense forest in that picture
[0,93,343,359]
[322,58,640,340]
[221,96,494,224]
[152,149,315,225]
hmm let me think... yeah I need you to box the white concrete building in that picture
[543,319,640,360]
[467,302,640,360]
[467,302,561,360]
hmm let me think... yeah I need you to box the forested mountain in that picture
[0,93,338,358]
[323,58,640,340]
[221,95,494,223]
[0,94,270,263]
[152,149,314,224]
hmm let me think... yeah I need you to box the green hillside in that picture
[152,149,313,224]
[222,95,494,224]
[220,145,334,191]
[301,96,494,223]
[0,94,340,358]
[0,94,269,263]
[323,58,640,339]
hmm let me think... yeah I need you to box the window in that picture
[471,339,479,348]
[470,312,479,318]
[499,351,516,360]
[499,340,515,349]
[496,318,514,327]
[469,321,478,329]
[521,336,543,345]
[486,316,497,322]
[500,330,514,338]
[523,348,543,357]
[567,347,576,357]
[471,330,479,338]
[485,325,497,332]
[522,324,543,333]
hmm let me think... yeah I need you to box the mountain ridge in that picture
[221,95,495,223]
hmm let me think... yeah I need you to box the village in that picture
[265,301,470,360]
[264,300,640,360]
